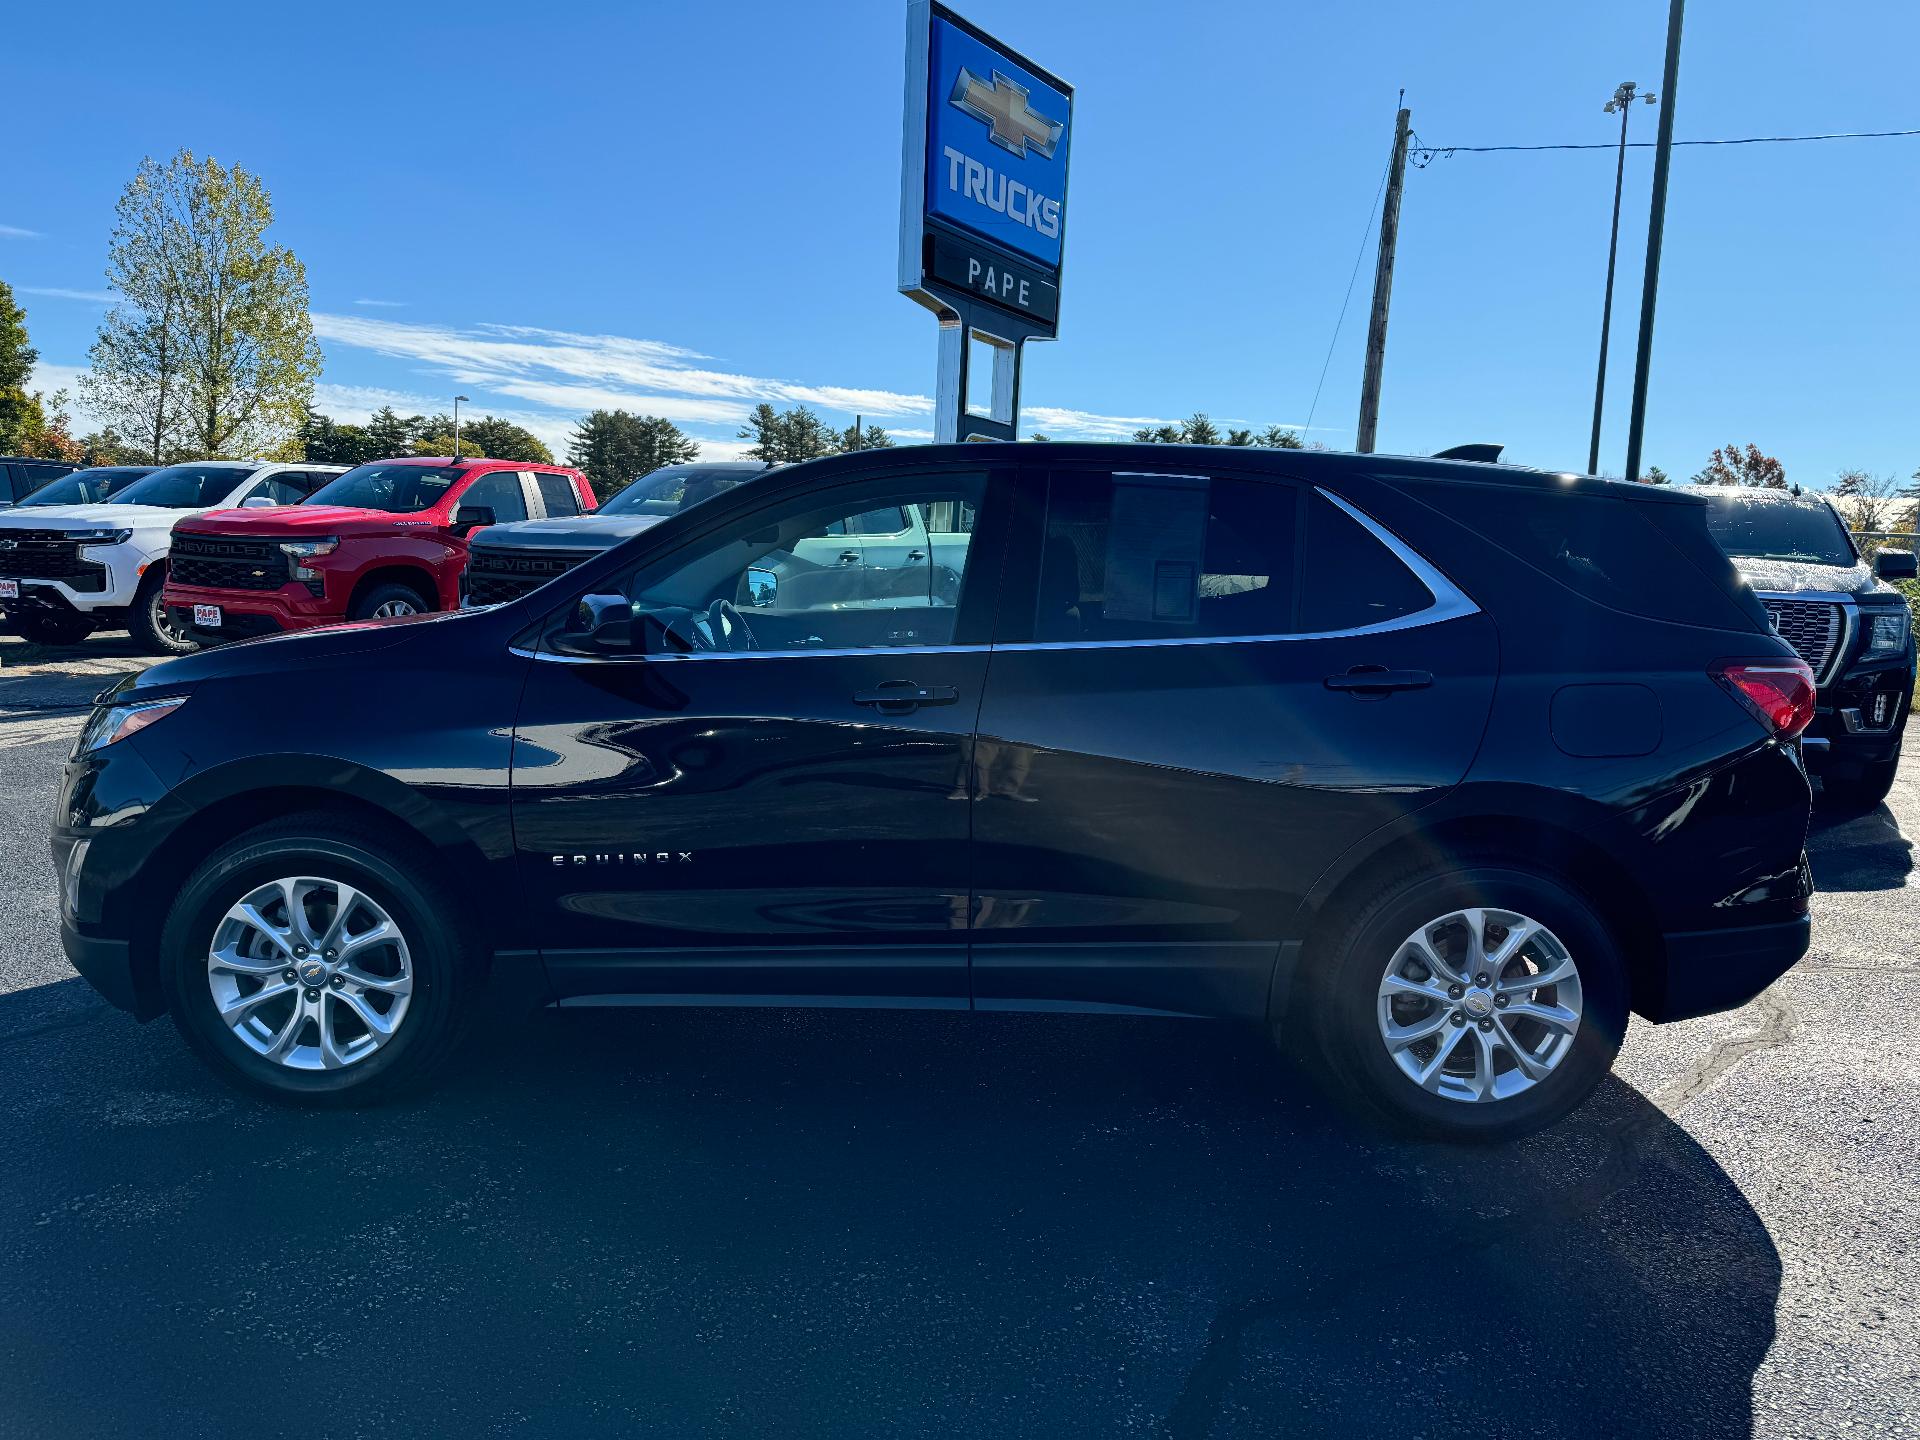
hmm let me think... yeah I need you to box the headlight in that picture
[280,538,339,583]
[73,696,188,758]
[65,529,133,545]
[1866,610,1909,656]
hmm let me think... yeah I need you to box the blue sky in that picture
[8,0,1917,481]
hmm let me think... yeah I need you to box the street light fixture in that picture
[1588,82,1657,475]
[453,395,470,459]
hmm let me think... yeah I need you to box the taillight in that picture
[1712,658,1817,740]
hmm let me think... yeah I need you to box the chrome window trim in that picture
[520,486,1479,665]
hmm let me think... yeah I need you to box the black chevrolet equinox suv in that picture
[54,445,1816,1139]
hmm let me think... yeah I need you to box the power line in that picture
[1304,156,1391,438]
[1411,126,1920,166]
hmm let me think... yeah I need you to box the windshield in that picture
[18,467,152,506]
[111,464,258,509]
[599,465,756,517]
[1697,494,1857,567]
[306,463,462,514]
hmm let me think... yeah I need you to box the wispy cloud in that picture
[19,286,115,303]
[1023,405,1171,439]
[0,224,42,240]
[352,297,408,308]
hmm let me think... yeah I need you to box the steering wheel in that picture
[704,598,758,653]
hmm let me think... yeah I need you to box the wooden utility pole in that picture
[1356,104,1411,454]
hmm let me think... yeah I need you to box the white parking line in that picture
[0,712,86,750]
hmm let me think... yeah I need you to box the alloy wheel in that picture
[1375,906,1583,1104]
[206,875,414,1071]
[371,598,420,618]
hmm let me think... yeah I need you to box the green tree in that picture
[0,279,48,454]
[1642,465,1670,485]
[1691,442,1786,488]
[835,421,895,452]
[453,415,554,464]
[363,405,421,459]
[738,402,838,463]
[567,410,701,499]
[82,149,321,461]
[80,428,143,465]
[1255,425,1304,449]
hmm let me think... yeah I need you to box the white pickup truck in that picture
[0,459,342,652]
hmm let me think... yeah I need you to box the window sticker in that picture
[1103,475,1208,623]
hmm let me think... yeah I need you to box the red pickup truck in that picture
[163,456,595,644]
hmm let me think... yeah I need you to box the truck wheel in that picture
[350,583,432,621]
[129,570,200,656]
[1302,858,1628,1142]
[1819,756,1899,813]
[159,815,479,1104]
[16,610,93,647]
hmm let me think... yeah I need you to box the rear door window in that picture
[1299,490,1437,632]
[536,472,581,518]
[1032,470,1300,642]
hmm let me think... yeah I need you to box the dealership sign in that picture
[900,1,1073,337]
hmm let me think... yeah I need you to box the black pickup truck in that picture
[462,462,776,606]
[1683,484,1916,809]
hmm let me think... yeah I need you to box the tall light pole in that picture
[453,395,469,458]
[1588,81,1656,475]
[1624,0,1686,482]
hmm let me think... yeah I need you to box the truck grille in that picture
[0,530,92,581]
[1761,597,1843,680]
[169,534,293,592]
[464,548,589,606]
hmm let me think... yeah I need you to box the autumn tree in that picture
[1832,470,1907,534]
[568,410,700,498]
[1691,442,1786,488]
[83,150,321,461]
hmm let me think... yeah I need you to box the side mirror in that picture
[240,496,276,509]
[562,593,633,653]
[745,566,779,608]
[1874,549,1917,581]
[454,504,495,534]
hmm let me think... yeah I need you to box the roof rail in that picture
[1432,443,1504,463]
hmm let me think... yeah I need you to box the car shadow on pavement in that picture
[1,981,1779,1439]
[1807,802,1913,892]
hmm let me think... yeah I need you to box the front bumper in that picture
[0,543,150,617]
[1803,662,1911,771]
[59,916,149,1016]
[1640,913,1812,1023]
[161,579,338,645]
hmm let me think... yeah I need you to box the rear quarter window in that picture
[1439,485,1765,631]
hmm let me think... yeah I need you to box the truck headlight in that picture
[1866,610,1909,656]
[65,529,133,546]
[279,538,339,583]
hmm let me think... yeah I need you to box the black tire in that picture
[159,815,479,1104]
[128,567,200,656]
[349,582,432,622]
[15,610,94,646]
[1302,858,1629,1142]
[1818,755,1899,813]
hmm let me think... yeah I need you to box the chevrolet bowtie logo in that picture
[951,68,1062,161]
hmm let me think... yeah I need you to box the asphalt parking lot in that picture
[1,635,1915,1438]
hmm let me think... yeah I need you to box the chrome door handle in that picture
[839,550,860,564]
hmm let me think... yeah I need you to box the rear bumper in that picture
[1639,914,1811,1023]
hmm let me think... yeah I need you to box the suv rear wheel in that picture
[129,568,199,656]
[159,816,477,1103]
[1304,860,1628,1141]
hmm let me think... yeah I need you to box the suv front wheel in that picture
[1305,860,1628,1141]
[159,816,477,1103]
